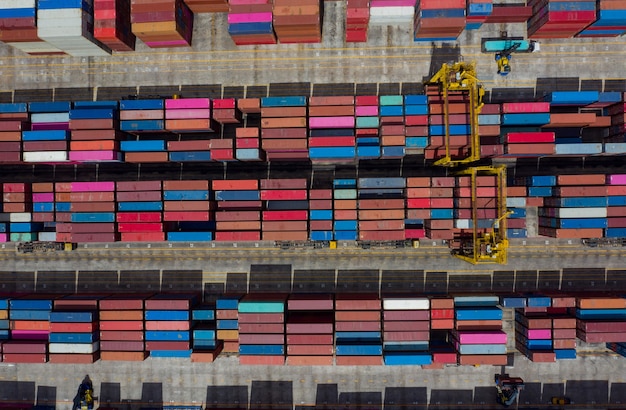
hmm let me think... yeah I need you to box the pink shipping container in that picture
[526,329,552,339]
[309,117,355,129]
[69,151,122,162]
[70,181,115,192]
[260,190,307,201]
[262,210,308,221]
[165,98,211,109]
[453,331,507,344]
[501,102,550,113]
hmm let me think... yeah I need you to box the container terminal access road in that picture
[1,240,626,409]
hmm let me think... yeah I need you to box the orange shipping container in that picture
[100,310,144,321]
[100,351,148,362]
[308,106,355,116]
[261,117,307,128]
[216,221,261,231]
[334,210,358,220]
[262,231,308,241]
[120,110,163,120]
[577,298,626,309]
[261,107,307,117]
[459,354,507,365]
[406,177,431,187]
[334,200,357,210]
[430,298,454,309]
[124,152,169,162]
[557,174,606,186]
[70,140,118,151]
[216,330,239,340]
[359,209,405,220]
[336,356,382,366]
[287,356,333,366]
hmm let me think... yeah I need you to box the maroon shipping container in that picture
[238,313,285,323]
[100,294,153,310]
[577,330,626,343]
[552,328,577,339]
[384,331,430,341]
[287,334,334,345]
[3,353,47,363]
[100,341,145,351]
[100,321,144,331]
[48,352,100,364]
[335,294,381,310]
[3,341,47,354]
[145,293,198,310]
[145,341,190,351]
[286,323,333,334]
[577,321,626,333]
[145,321,189,331]
[335,311,381,321]
[216,310,239,320]
[215,211,261,222]
[99,331,145,341]
[260,178,307,190]
[287,294,334,311]
[383,321,430,332]
[552,317,576,328]
[383,310,430,321]
[238,334,284,345]
[116,191,163,201]
[287,345,334,355]
[116,181,162,191]
[238,323,285,334]
[334,321,381,332]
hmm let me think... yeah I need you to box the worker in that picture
[495,53,511,76]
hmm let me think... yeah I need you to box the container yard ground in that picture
[0,2,625,95]
[2,353,626,409]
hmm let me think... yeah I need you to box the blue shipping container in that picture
[216,298,239,310]
[49,312,94,323]
[145,310,190,321]
[191,309,215,321]
[239,344,285,355]
[145,331,190,341]
[384,352,432,365]
[49,332,98,344]
[214,190,260,201]
[71,213,115,223]
[163,190,209,201]
[118,202,163,212]
[455,308,503,321]
[454,296,499,307]
[120,140,165,151]
[261,96,307,107]
[150,350,192,358]
[168,232,213,242]
[28,101,72,113]
[216,319,238,330]
[335,344,383,356]
[22,130,69,141]
[119,100,164,110]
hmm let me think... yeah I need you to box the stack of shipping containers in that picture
[309,96,356,163]
[308,186,334,241]
[273,0,322,43]
[94,0,136,52]
[527,0,596,38]
[414,0,467,41]
[215,295,241,354]
[6,295,53,363]
[213,179,261,241]
[539,174,608,238]
[606,174,626,238]
[130,0,194,48]
[0,0,63,55]
[36,0,111,57]
[370,0,415,24]
[165,98,215,161]
[227,0,276,45]
[120,99,167,163]
[261,96,308,161]
[453,296,507,365]
[454,174,497,237]
[48,303,100,364]
[404,95,429,154]
[333,179,358,241]
[238,294,286,365]
[261,178,308,241]
[430,297,458,366]
[184,0,229,13]
[576,0,626,37]
[235,125,263,161]
[501,102,552,157]
[0,298,8,342]
[191,303,222,362]
[32,183,54,240]
[99,294,148,362]
[382,297,432,365]
[576,297,626,345]
[69,101,122,163]
[358,178,406,241]
[425,177,455,240]
[465,0,493,30]
[378,96,404,158]
[5,183,37,242]
[515,298,557,362]
[346,0,369,42]
[163,180,213,242]
[478,102,502,158]
[24,101,71,163]
[0,103,28,164]
[355,95,380,159]
[286,294,334,365]
[550,296,578,360]
[116,180,163,243]
[405,177,430,240]
[145,294,196,359]
[61,182,116,243]
[335,294,383,366]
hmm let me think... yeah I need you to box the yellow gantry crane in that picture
[451,165,512,264]
[425,62,510,264]
[425,61,485,166]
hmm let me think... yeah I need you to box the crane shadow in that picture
[424,43,462,83]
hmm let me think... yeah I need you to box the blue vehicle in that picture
[495,373,524,407]
[482,32,539,76]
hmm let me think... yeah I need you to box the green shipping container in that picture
[356,116,379,128]
[10,232,37,242]
[333,189,357,200]
[380,95,403,106]
[238,301,285,313]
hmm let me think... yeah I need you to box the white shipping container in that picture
[605,143,626,154]
[9,213,32,223]
[31,113,70,123]
[48,342,100,354]
[38,232,57,242]
[554,207,607,218]
[554,143,603,155]
[506,197,526,207]
[370,6,415,16]
[7,42,64,53]
[0,0,35,8]
[455,219,471,229]
[383,298,430,310]
[37,8,84,20]
[23,151,68,162]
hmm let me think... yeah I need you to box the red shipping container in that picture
[100,341,145,351]
[336,356,382,366]
[100,321,144,331]
[116,212,162,223]
[238,323,285,334]
[100,351,148,361]
[334,321,381,332]
[239,355,284,365]
[384,321,430,332]
[260,190,307,201]
[215,231,261,241]
[99,331,145,341]
[238,313,284,323]
[383,331,430,341]
[49,322,98,333]
[262,210,307,221]
[3,354,47,363]
[48,353,100,364]
[239,334,284,345]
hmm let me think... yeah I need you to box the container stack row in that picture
[273,0,322,44]
[576,297,626,344]
[382,297,432,366]
[335,294,383,366]
[3,91,626,165]
[0,0,63,55]
[260,178,309,242]
[94,0,136,52]
[453,296,507,365]
[286,294,334,365]
[144,294,197,359]
[191,303,222,363]
[227,0,276,45]
[215,295,241,354]
[358,178,406,241]
[130,0,194,48]
[527,0,596,39]
[99,294,148,362]
[6,296,51,363]
[238,294,287,365]
[49,298,100,364]
[414,0,467,41]
[346,0,370,42]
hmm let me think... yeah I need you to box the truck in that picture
[16,241,77,254]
